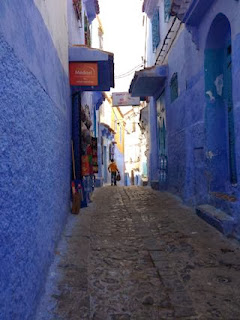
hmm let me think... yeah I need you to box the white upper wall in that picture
[100,99,112,128]
[67,0,85,46]
[145,0,179,66]
[34,0,69,73]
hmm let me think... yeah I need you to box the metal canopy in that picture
[129,65,168,98]
[69,46,112,62]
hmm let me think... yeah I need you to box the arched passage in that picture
[204,13,237,192]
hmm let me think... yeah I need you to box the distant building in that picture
[124,107,147,186]
[112,106,125,185]
[97,93,116,186]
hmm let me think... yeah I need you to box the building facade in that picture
[124,107,147,186]
[0,0,113,319]
[0,1,71,319]
[130,0,240,237]
[98,93,115,186]
[69,0,114,199]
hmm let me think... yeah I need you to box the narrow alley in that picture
[36,186,240,320]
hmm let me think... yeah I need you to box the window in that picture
[170,73,178,102]
[164,0,171,22]
[152,8,160,52]
[84,14,91,47]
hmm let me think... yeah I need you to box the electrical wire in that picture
[115,63,144,79]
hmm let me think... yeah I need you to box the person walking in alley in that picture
[108,159,119,186]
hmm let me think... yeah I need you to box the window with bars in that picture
[164,0,171,22]
[84,13,91,47]
[152,8,160,52]
[170,73,178,102]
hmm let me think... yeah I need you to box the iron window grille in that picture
[170,73,178,102]
[164,0,171,22]
[84,14,91,47]
[152,8,160,52]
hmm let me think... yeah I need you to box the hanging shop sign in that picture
[69,62,98,86]
[112,92,140,106]
[69,46,114,91]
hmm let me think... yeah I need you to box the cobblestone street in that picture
[36,187,240,320]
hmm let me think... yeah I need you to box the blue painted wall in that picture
[148,97,159,187]
[153,0,240,225]
[0,1,71,319]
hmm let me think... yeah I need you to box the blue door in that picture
[157,92,167,185]
[224,42,237,185]
[204,14,235,192]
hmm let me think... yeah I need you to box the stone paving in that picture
[36,186,240,320]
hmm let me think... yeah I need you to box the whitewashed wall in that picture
[34,0,69,73]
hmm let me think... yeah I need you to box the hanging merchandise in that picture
[81,121,91,155]
[81,107,87,122]
[82,155,91,176]
[71,140,82,214]
[92,137,98,173]
[85,118,92,130]
[86,144,93,175]
[82,104,92,129]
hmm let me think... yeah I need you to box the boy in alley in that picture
[108,159,120,186]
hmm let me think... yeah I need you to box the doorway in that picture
[204,14,237,192]
[157,92,167,185]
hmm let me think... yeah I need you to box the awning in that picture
[129,65,168,98]
[69,46,114,92]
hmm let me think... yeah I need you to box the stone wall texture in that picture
[0,1,71,319]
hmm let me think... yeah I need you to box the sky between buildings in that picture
[98,0,145,94]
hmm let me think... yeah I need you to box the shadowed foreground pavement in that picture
[36,186,240,320]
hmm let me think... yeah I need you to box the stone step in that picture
[196,204,234,236]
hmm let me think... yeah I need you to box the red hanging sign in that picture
[69,62,98,86]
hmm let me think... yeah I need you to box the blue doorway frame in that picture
[204,14,237,192]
